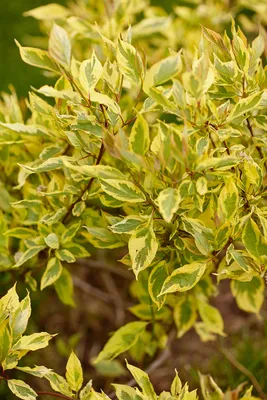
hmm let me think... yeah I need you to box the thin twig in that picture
[73,276,132,307]
[73,276,115,303]
[102,272,125,326]
[219,346,266,399]
[76,259,132,279]
[37,392,73,400]
[62,143,105,223]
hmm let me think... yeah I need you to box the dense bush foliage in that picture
[0,0,267,399]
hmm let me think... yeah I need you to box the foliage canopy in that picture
[0,0,267,399]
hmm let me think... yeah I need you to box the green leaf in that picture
[196,156,240,172]
[15,40,60,73]
[63,160,125,180]
[45,372,73,396]
[63,243,89,258]
[227,92,263,122]
[73,201,86,217]
[54,268,75,307]
[197,300,224,336]
[160,262,206,295]
[129,115,150,156]
[218,178,239,221]
[0,285,20,325]
[109,216,144,234]
[66,351,83,392]
[83,226,125,249]
[16,365,52,378]
[61,221,81,244]
[144,54,181,92]
[129,304,170,321]
[129,223,158,278]
[10,293,31,340]
[79,50,103,92]
[113,384,138,400]
[100,179,146,203]
[94,321,147,363]
[13,332,54,351]
[49,24,71,69]
[171,370,182,396]
[44,233,59,249]
[0,319,12,365]
[148,261,168,309]
[242,218,267,260]
[41,258,63,290]
[157,187,180,223]
[4,228,37,239]
[14,246,46,268]
[174,295,197,338]
[231,277,264,314]
[79,380,92,400]
[117,39,143,85]
[8,380,37,400]
[126,362,157,399]
[19,157,63,174]
[0,121,50,137]
[56,249,76,263]
[196,176,208,196]
[199,374,224,400]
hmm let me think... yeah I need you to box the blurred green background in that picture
[0,0,66,98]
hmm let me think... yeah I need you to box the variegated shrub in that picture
[0,0,267,398]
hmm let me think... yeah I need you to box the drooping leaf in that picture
[12,332,54,351]
[94,321,147,363]
[41,258,63,290]
[8,380,37,400]
[15,41,60,73]
[242,218,267,260]
[231,277,264,314]
[174,295,197,338]
[160,262,206,295]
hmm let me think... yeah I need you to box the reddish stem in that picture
[36,391,73,400]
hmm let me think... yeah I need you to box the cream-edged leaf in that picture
[129,223,158,278]
[94,321,147,363]
[41,258,63,290]
[117,39,143,85]
[79,51,103,92]
[157,187,180,223]
[66,351,83,392]
[8,380,37,400]
[160,262,206,295]
[100,179,146,203]
[129,115,150,155]
[49,24,71,68]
